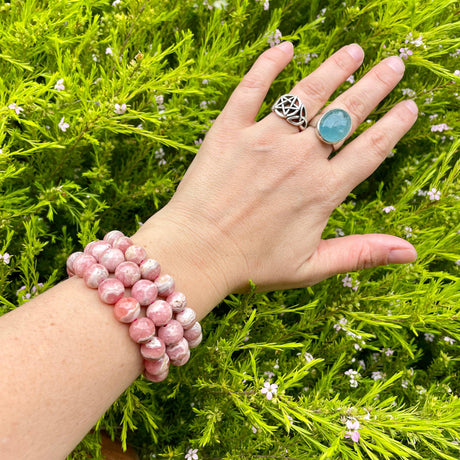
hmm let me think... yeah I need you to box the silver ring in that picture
[271,94,307,131]
[310,108,352,150]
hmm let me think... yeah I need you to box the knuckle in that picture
[343,95,367,121]
[298,77,327,105]
[331,51,352,73]
[355,242,379,270]
[368,130,390,157]
[239,73,264,91]
[373,65,396,89]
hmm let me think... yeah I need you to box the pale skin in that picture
[0,42,418,459]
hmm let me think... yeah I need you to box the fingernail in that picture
[404,99,418,115]
[345,44,364,63]
[388,246,417,264]
[386,56,405,74]
[277,41,293,54]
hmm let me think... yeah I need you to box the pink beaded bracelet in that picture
[66,230,202,382]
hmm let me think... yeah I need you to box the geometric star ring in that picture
[271,94,307,131]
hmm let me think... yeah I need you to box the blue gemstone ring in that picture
[272,94,307,131]
[312,108,352,147]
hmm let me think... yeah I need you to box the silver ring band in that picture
[271,94,307,131]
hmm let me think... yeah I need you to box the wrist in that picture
[131,206,231,320]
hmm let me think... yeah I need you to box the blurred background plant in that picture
[0,0,458,458]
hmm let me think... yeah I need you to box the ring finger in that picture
[300,55,407,154]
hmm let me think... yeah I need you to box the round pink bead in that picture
[171,349,190,367]
[89,241,112,262]
[144,354,170,375]
[103,230,125,245]
[131,279,158,306]
[144,368,169,382]
[125,245,147,264]
[73,254,97,277]
[98,278,125,304]
[66,251,83,274]
[140,259,161,281]
[166,291,187,313]
[84,241,98,255]
[146,300,172,327]
[115,261,141,287]
[175,307,197,329]
[129,317,156,343]
[183,321,202,341]
[155,274,175,297]
[83,263,109,288]
[157,319,184,346]
[99,248,125,272]
[113,236,133,254]
[187,333,203,349]
[141,337,166,360]
[113,297,141,323]
[166,337,189,361]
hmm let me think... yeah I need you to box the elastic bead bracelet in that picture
[66,230,203,383]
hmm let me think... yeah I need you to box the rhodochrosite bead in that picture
[183,321,202,341]
[103,230,125,245]
[66,251,83,275]
[83,263,109,288]
[140,259,161,281]
[83,241,98,255]
[113,236,133,254]
[73,254,97,277]
[146,300,172,327]
[155,274,175,297]
[157,319,184,345]
[115,261,141,287]
[170,349,190,367]
[129,317,156,343]
[99,248,125,272]
[175,307,196,329]
[125,245,147,264]
[144,369,169,382]
[131,279,158,306]
[187,333,203,349]
[89,241,112,261]
[141,337,166,360]
[166,337,189,361]
[113,297,141,323]
[98,278,125,304]
[166,291,187,313]
[144,354,170,375]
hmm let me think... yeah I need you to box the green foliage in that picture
[0,0,459,458]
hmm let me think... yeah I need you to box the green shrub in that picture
[0,0,459,458]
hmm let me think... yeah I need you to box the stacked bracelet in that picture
[66,230,202,383]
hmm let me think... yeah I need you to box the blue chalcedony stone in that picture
[317,108,352,144]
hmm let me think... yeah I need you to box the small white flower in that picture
[114,103,127,114]
[444,336,455,345]
[401,379,410,389]
[427,188,441,201]
[304,352,314,362]
[8,103,24,115]
[382,205,396,213]
[1,253,10,264]
[58,117,70,132]
[213,0,228,8]
[106,47,113,56]
[251,425,257,433]
[185,448,198,460]
[112,0,121,6]
[260,381,278,400]
[54,78,65,91]
[346,75,355,84]
[424,332,435,342]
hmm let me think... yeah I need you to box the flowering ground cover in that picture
[0,0,458,458]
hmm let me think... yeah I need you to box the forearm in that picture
[0,211,226,460]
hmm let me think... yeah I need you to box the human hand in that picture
[142,42,418,298]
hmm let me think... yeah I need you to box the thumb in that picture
[305,234,417,284]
